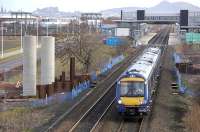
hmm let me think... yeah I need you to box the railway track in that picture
[62,28,170,132]
[68,95,116,132]
[116,118,143,132]
[78,27,171,132]
[41,27,171,132]
[138,26,170,132]
[41,46,145,132]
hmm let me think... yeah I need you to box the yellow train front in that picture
[116,76,150,116]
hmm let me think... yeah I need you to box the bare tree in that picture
[58,21,102,73]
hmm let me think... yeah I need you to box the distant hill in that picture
[101,1,200,17]
[32,1,200,18]
[147,1,200,13]
[33,7,81,17]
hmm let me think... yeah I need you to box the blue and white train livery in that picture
[116,47,161,116]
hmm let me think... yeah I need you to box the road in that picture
[0,42,65,73]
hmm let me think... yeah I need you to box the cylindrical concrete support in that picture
[41,36,55,85]
[23,36,37,96]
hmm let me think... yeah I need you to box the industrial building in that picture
[112,10,200,45]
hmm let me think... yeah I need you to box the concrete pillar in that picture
[23,36,37,96]
[41,36,55,85]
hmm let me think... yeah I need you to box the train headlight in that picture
[118,100,122,104]
[140,100,145,105]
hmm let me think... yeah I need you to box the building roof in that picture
[101,24,117,29]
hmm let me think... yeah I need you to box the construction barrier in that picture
[72,81,90,98]
[31,55,124,108]
[31,80,90,108]
[90,55,125,81]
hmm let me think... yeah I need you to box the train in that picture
[116,47,162,116]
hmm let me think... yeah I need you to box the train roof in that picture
[126,47,161,80]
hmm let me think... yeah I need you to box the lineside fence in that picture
[173,53,196,96]
[31,80,90,108]
[31,55,125,108]
[90,55,125,81]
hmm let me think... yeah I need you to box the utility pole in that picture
[1,22,3,58]
[36,18,39,47]
[46,18,49,36]
[20,21,23,52]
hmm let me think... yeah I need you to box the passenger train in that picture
[116,47,162,116]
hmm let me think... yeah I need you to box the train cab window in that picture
[120,82,145,97]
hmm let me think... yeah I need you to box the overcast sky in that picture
[1,0,200,12]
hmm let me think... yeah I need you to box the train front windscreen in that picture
[120,82,145,97]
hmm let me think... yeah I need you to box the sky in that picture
[1,0,200,12]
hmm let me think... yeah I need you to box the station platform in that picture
[138,33,157,45]
[168,33,181,45]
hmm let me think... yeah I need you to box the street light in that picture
[36,18,39,47]
[20,21,23,52]
[59,20,61,33]
[1,22,4,58]
[56,19,58,34]
[46,18,49,36]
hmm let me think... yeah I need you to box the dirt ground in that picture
[148,45,200,132]
[183,74,200,132]
[148,46,188,132]
[179,45,200,132]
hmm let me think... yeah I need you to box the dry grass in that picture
[185,103,200,132]
[174,44,200,54]
[1,36,21,51]
[55,42,118,77]
[0,107,52,132]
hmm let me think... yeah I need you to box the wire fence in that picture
[30,55,125,108]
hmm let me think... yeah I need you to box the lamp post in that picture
[1,23,3,58]
[36,18,39,47]
[20,21,23,52]
[46,18,49,36]
[56,19,58,34]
